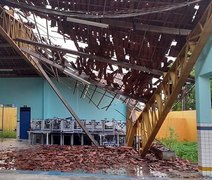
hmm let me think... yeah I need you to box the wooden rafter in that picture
[127,2,212,156]
[21,47,149,103]
[15,38,162,77]
[102,19,191,35]
[0,7,39,73]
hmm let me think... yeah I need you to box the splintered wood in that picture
[0,145,199,178]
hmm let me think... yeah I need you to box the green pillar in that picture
[195,76,211,123]
[195,36,212,176]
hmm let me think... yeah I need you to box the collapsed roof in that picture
[0,0,210,110]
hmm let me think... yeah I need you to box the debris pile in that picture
[0,146,141,173]
[0,145,199,178]
[151,143,176,160]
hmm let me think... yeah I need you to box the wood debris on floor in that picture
[0,145,200,178]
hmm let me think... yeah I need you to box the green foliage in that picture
[0,130,16,138]
[172,70,212,111]
[173,142,198,162]
[172,69,196,111]
[172,83,196,111]
[160,127,198,163]
[161,127,178,149]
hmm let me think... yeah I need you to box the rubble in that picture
[0,145,200,178]
[151,143,176,161]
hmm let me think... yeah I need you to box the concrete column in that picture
[62,134,64,145]
[195,36,212,177]
[99,135,102,146]
[81,134,84,145]
[46,133,49,145]
[196,76,212,176]
[28,132,31,144]
[70,134,74,145]
[60,133,64,145]
[117,133,120,147]
[41,134,44,144]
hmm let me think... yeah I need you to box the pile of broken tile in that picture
[0,145,200,178]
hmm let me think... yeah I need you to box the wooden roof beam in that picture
[0,0,190,35]
[21,47,149,103]
[98,19,191,35]
[15,38,163,76]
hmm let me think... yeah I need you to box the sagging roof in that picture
[0,0,210,108]
[0,29,37,77]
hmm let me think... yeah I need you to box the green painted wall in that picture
[0,78,126,121]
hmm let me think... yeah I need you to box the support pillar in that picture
[196,76,212,176]
[60,133,64,145]
[195,36,212,177]
[70,134,74,145]
[41,134,44,144]
[99,135,102,146]
[117,133,120,147]
[28,132,31,144]
[81,134,84,145]
[46,133,49,145]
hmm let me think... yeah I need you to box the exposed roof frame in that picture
[101,19,191,35]
[0,0,202,19]
[21,47,149,103]
[15,38,163,76]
